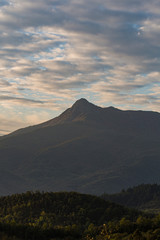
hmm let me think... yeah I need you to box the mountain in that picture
[1,98,160,195]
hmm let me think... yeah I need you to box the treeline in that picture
[0,191,160,239]
[0,213,160,239]
[0,222,81,240]
[84,214,160,240]
[102,184,160,211]
[0,191,139,227]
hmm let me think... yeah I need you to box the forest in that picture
[102,184,160,212]
[0,190,159,239]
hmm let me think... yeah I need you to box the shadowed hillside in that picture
[1,99,160,195]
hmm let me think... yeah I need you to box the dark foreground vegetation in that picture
[0,191,160,239]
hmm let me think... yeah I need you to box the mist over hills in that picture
[1,98,160,195]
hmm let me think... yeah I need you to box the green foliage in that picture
[0,191,139,228]
[102,184,160,212]
[0,191,160,239]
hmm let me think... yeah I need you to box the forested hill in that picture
[0,191,139,239]
[102,184,160,212]
[1,191,160,239]
[0,191,138,227]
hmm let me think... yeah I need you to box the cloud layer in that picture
[0,0,160,134]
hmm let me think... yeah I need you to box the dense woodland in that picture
[102,184,160,212]
[0,190,160,239]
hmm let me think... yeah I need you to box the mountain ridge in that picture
[5,98,160,138]
[5,98,111,137]
[1,98,160,195]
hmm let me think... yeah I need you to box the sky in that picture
[1,0,160,135]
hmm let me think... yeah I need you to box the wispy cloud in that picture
[0,0,160,134]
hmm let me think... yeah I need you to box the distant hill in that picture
[102,184,160,212]
[1,98,160,195]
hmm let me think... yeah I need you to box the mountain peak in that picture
[72,98,91,107]
[70,98,101,116]
[76,98,88,103]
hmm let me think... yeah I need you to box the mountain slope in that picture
[1,98,160,195]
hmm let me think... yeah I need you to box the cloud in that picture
[0,0,160,134]
[0,95,43,104]
[0,110,55,136]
